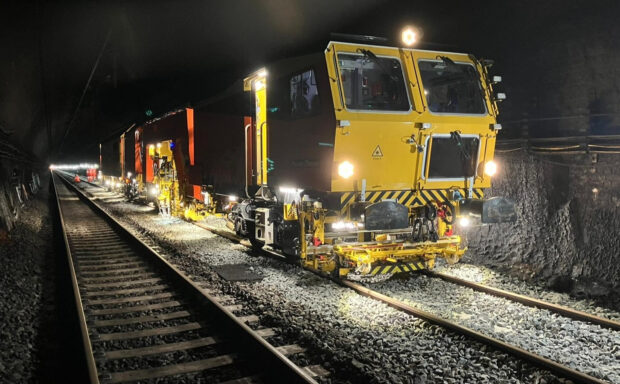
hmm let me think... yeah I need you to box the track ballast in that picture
[52,171,323,384]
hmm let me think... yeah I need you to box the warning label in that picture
[372,145,384,158]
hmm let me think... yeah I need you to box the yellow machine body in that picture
[243,42,504,279]
[148,140,221,220]
[325,42,497,197]
[149,140,180,216]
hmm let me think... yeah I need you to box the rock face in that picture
[464,150,620,295]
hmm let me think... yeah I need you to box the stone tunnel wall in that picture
[463,150,620,295]
[0,160,42,234]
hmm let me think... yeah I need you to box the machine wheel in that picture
[234,218,243,236]
[445,253,460,264]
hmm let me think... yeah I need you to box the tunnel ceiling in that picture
[1,0,619,163]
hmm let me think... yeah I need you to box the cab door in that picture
[408,50,496,192]
[325,42,422,196]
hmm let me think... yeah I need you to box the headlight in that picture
[338,161,354,179]
[458,217,470,227]
[484,161,497,177]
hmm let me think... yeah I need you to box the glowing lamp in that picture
[459,217,470,227]
[338,161,354,179]
[484,161,497,177]
[401,27,417,46]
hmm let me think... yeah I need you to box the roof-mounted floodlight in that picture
[401,26,419,46]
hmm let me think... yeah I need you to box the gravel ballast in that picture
[434,262,620,321]
[369,274,619,383]
[74,182,575,384]
[0,175,58,382]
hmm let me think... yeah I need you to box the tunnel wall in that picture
[0,160,42,233]
[464,151,620,295]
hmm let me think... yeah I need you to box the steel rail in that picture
[52,171,318,384]
[425,271,620,331]
[338,279,609,384]
[50,171,100,383]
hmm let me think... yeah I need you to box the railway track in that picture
[424,270,620,331]
[68,176,616,383]
[340,280,612,384]
[191,225,617,384]
[199,228,617,384]
[52,172,324,384]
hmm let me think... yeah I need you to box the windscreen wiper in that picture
[357,48,399,82]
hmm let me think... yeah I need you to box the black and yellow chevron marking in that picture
[369,261,426,275]
[339,189,484,214]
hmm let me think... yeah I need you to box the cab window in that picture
[418,59,486,115]
[337,53,410,111]
[290,69,319,117]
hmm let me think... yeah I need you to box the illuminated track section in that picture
[338,280,609,384]
[210,231,615,384]
[425,271,620,331]
[52,171,320,384]
[194,219,614,384]
[62,174,614,384]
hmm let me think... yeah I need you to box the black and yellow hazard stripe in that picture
[339,189,484,213]
[368,261,427,275]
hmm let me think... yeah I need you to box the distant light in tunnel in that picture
[49,163,99,170]
[459,217,470,227]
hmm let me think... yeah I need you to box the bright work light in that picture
[338,161,354,179]
[484,161,497,177]
[401,27,418,46]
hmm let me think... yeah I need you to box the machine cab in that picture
[324,41,502,203]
